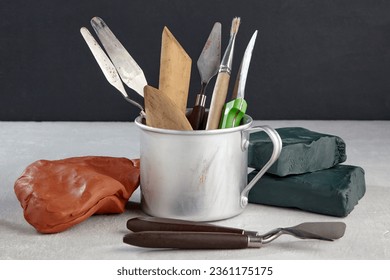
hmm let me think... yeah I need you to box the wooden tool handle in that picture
[205,72,230,130]
[187,105,205,130]
[123,231,248,249]
[127,217,244,234]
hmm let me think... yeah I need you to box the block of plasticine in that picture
[248,127,347,176]
[14,156,140,233]
[248,165,365,217]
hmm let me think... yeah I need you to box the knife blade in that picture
[90,16,147,97]
[219,30,258,129]
[80,27,145,115]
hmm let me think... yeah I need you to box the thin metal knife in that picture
[90,17,147,97]
[219,30,258,129]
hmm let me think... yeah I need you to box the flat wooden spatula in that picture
[159,27,192,114]
[144,85,193,131]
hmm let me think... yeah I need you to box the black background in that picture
[1,0,390,121]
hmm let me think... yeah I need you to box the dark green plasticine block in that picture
[248,165,365,217]
[248,127,347,176]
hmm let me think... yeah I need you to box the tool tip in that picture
[90,16,105,28]
[230,17,241,36]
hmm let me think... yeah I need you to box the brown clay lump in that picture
[14,156,140,233]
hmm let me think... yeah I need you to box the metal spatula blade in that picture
[197,22,222,87]
[80,27,126,97]
[80,27,145,114]
[260,222,346,244]
[90,17,147,97]
[188,22,221,129]
[284,222,346,240]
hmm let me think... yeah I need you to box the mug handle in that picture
[240,125,282,208]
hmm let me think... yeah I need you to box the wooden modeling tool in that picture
[144,85,193,131]
[159,27,192,114]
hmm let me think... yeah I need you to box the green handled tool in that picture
[219,30,258,129]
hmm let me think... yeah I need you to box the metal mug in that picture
[134,114,282,221]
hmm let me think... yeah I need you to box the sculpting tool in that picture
[219,30,258,129]
[90,17,147,98]
[124,217,346,249]
[144,85,193,131]
[187,22,221,130]
[159,27,192,113]
[205,17,240,130]
[80,27,145,116]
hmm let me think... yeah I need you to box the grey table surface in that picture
[0,120,389,260]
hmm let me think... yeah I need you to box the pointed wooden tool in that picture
[159,27,192,114]
[144,85,193,130]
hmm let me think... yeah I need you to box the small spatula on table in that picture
[124,217,346,249]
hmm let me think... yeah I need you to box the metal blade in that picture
[90,17,147,97]
[260,222,346,244]
[197,22,221,86]
[284,222,346,240]
[232,30,258,99]
[80,27,128,98]
[80,27,145,113]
